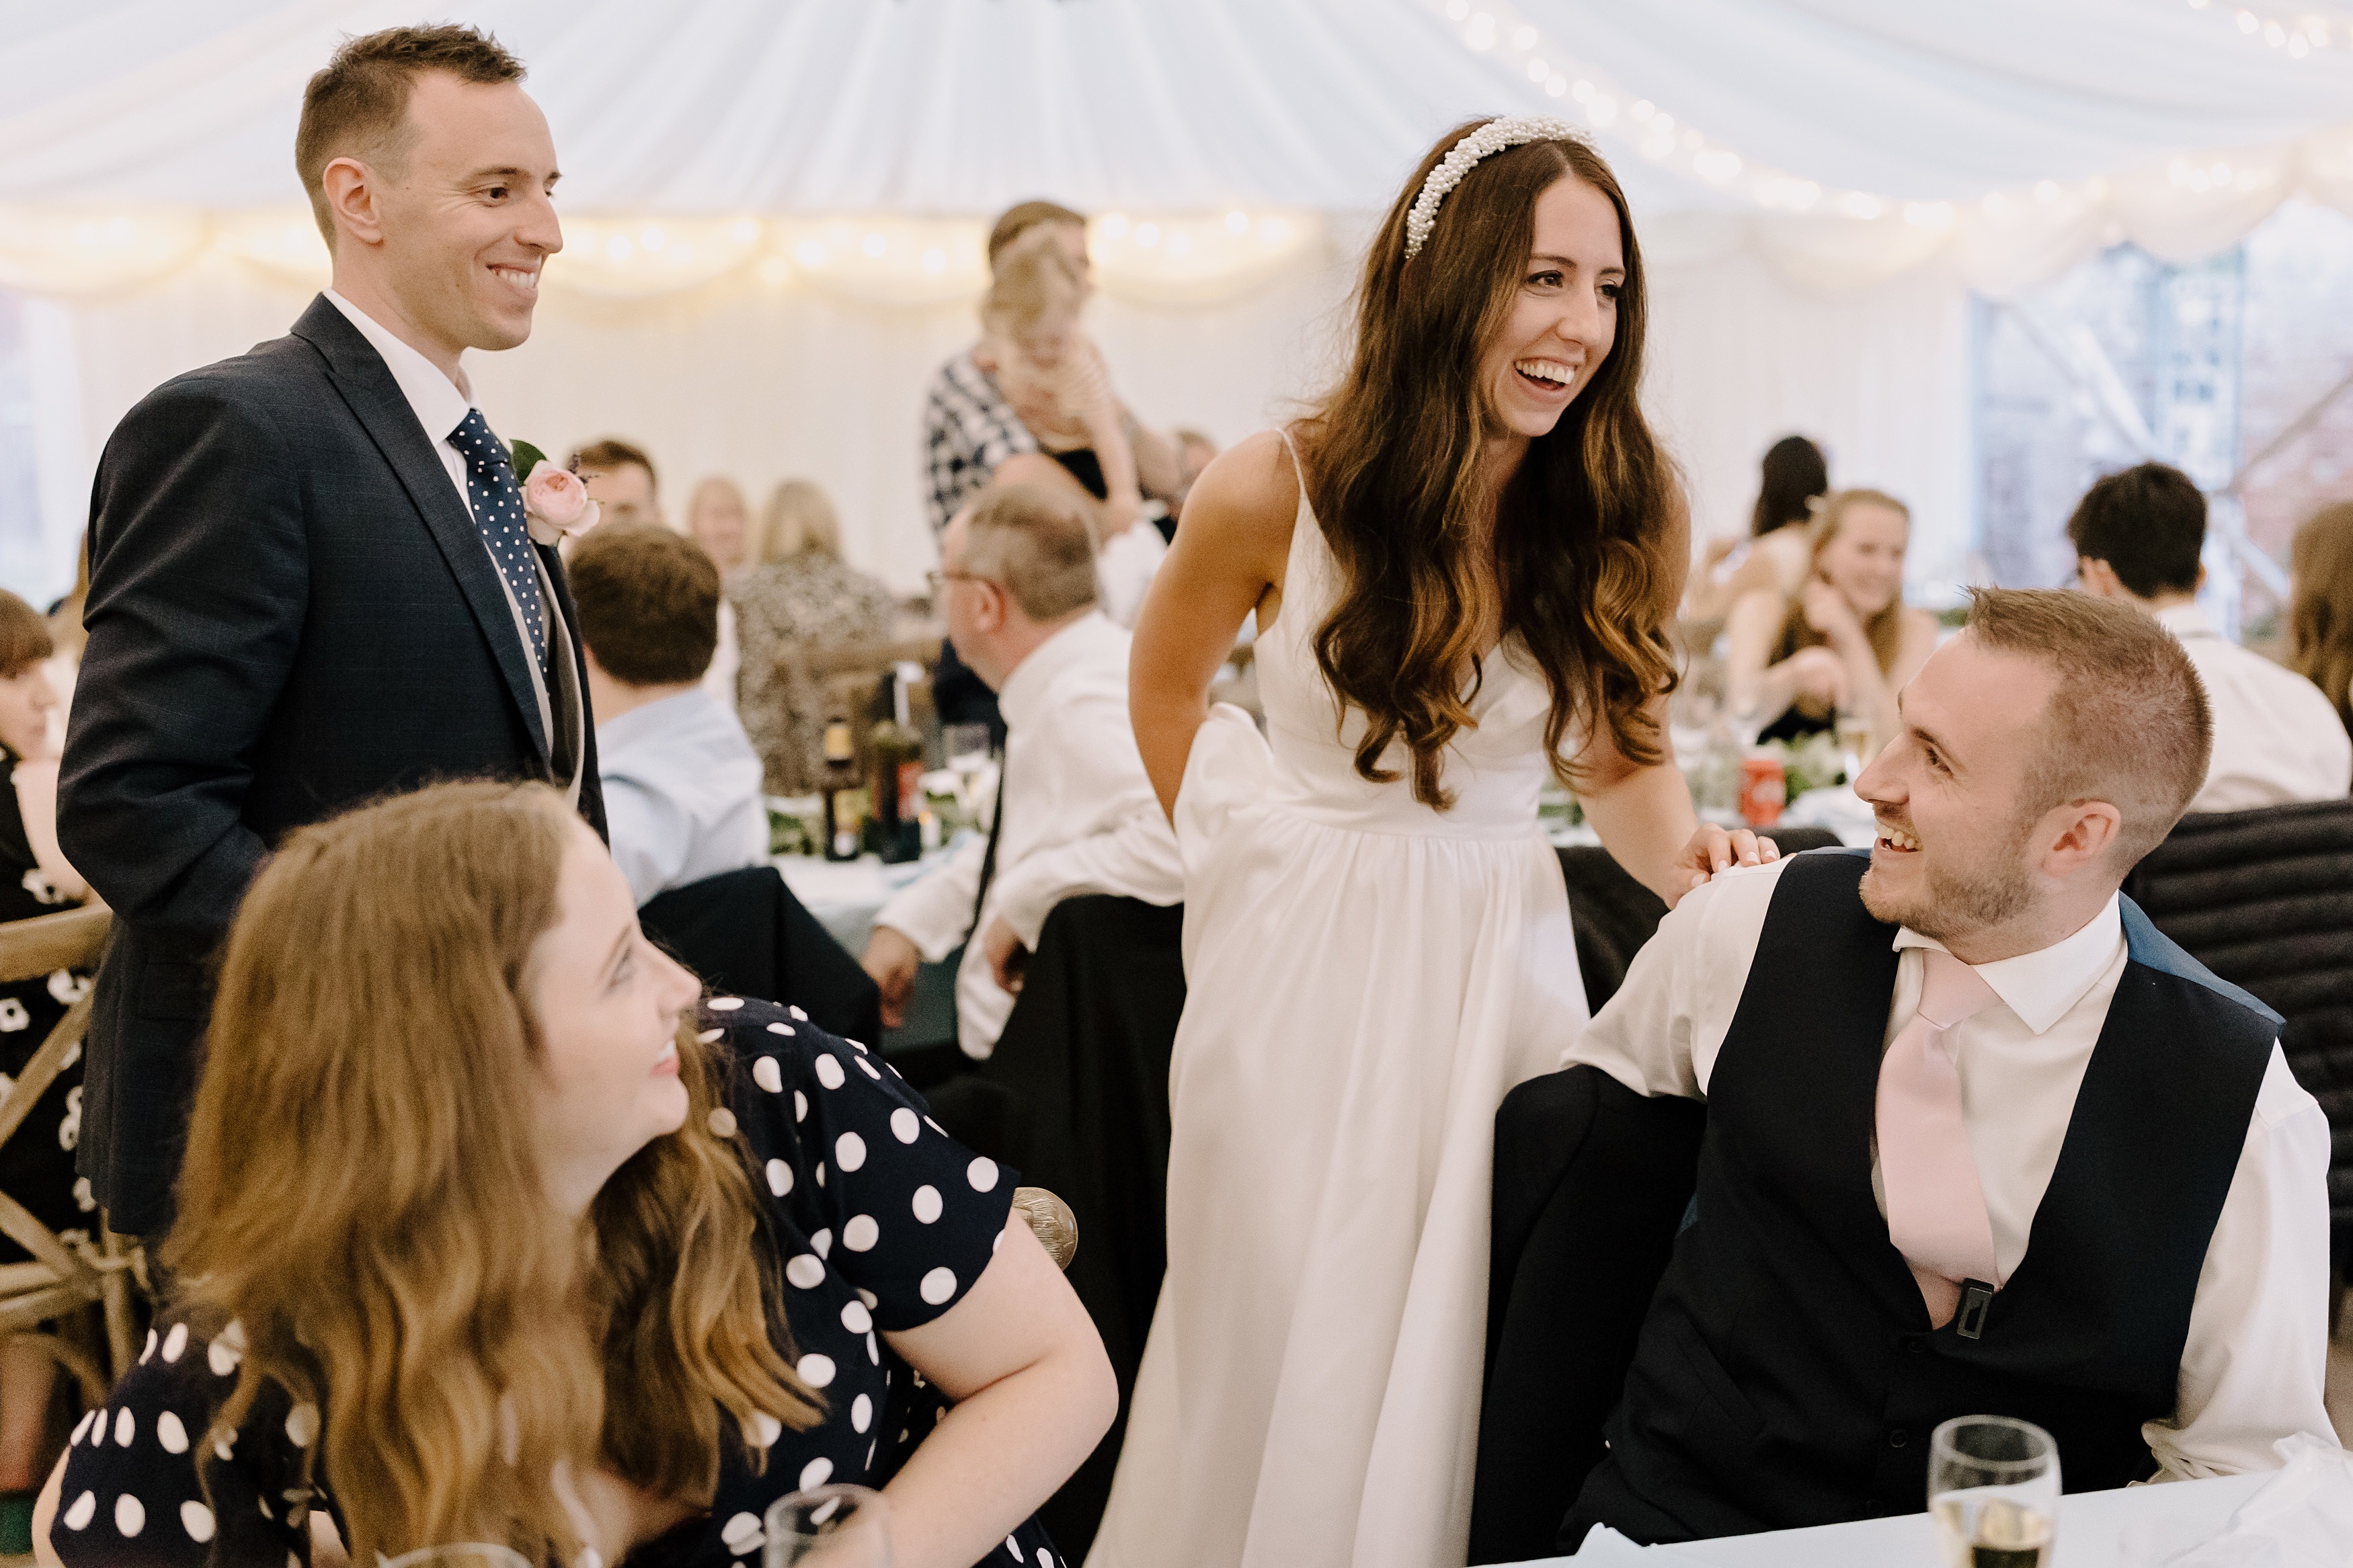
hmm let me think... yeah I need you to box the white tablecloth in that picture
[1515,1472,2269,1566]
[774,844,961,955]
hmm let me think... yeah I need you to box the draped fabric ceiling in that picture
[4,0,2352,597]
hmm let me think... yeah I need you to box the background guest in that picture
[60,24,601,1241]
[684,474,752,573]
[2289,499,2353,744]
[684,474,753,710]
[863,483,1181,1057]
[733,479,900,794]
[1682,434,1829,624]
[569,524,765,905]
[978,231,1143,542]
[920,201,1176,737]
[569,436,661,528]
[0,592,91,1545]
[1725,487,1936,747]
[2073,463,2350,811]
[38,780,1115,1568]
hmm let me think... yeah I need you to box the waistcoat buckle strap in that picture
[1954,1280,1996,1341]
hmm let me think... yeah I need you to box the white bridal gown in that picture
[1090,434,1589,1568]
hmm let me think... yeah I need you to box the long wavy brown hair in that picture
[2290,500,2353,735]
[165,782,816,1565]
[1297,119,1681,808]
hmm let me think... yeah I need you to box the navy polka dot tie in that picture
[447,408,551,677]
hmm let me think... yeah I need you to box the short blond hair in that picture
[1963,587,2211,866]
[758,479,841,563]
[961,483,1098,622]
[981,228,1084,339]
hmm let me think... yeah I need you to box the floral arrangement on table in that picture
[508,440,600,546]
[1772,730,1851,798]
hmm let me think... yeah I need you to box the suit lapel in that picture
[290,295,550,764]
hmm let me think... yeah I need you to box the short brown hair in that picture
[567,524,720,686]
[567,438,657,493]
[988,200,1086,268]
[1964,587,2210,866]
[0,590,54,679]
[2065,462,2206,598]
[960,483,1099,622]
[296,26,525,247]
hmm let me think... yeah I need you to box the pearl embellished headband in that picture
[1402,116,1592,261]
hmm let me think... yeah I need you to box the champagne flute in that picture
[1927,1415,2059,1568]
[764,1483,891,1568]
[943,723,993,821]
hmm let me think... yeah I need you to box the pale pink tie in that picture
[1876,948,2003,1327]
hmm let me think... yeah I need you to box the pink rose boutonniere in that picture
[508,440,600,546]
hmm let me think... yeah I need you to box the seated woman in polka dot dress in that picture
[31,782,1114,1568]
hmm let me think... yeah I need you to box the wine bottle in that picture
[869,663,926,864]
[820,715,862,862]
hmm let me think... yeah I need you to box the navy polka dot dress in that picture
[50,999,1065,1568]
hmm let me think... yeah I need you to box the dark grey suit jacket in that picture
[59,294,607,1235]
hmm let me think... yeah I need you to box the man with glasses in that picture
[864,483,1182,1059]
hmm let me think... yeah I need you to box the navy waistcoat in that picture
[1572,850,2278,1544]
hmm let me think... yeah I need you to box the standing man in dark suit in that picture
[60,25,600,1239]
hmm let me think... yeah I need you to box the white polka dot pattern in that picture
[49,996,1055,1568]
[447,410,551,674]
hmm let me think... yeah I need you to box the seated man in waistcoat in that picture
[1559,587,2336,1549]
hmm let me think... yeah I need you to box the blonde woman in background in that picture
[731,481,902,794]
[2290,500,2353,746]
[684,477,754,710]
[1724,488,1937,747]
[978,230,1144,544]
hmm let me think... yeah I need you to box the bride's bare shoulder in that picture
[1178,429,1302,569]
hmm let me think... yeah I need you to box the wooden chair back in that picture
[0,904,140,1403]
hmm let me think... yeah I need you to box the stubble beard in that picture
[1858,823,2037,944]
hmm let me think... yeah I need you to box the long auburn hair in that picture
[165,782,816,1565]
[2290,500,2353,735]
[1771,489,1911,690]
[1297,119,1681,808]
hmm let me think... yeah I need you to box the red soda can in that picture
[1739,754,1786,827]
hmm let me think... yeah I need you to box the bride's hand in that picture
[1667,823,1780,907]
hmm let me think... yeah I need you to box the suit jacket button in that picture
[1888,1429,1910,1449]
[1900,1335,1927,1354]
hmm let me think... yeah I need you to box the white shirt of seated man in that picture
[867,489,1183,1059]
[1565,612,2338,1481]
[2076,558,2352,813]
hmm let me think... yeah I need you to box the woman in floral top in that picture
[732,483,903,794]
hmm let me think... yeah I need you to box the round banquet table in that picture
[1511,1471,2270,1566]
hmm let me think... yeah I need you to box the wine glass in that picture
[384,1547,532,1568]
[764,1483,891,1568]
[1927,1415,2059,1568]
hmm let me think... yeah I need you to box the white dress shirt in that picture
[597,688,766,905]
[1564,856,2336,1481]
[2158,603,2352,813]
[875,612,1183,1059]
[321,290,584,794]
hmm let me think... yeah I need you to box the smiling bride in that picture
[1088,118,1777,1568]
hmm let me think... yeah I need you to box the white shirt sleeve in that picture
[988,796,1184,948]
[1563,858,1784,1100]
[604,776,687,908]
[873,831,988,962]
[2142,1047,2339,1479]
[980,673,1184,948]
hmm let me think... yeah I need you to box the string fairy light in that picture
[1425,0,1950,228]
[2180,0,2345,58]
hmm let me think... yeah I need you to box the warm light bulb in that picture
[1225,210,1249,233]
